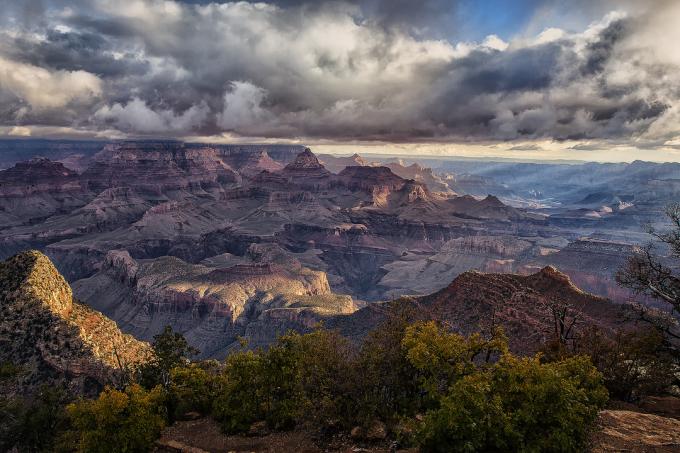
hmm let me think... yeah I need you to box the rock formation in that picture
[81,141,239,195]
[0,251,150,397]
[328,265,633,355]
[73,249,356,357]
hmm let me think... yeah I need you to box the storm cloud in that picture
[1,0,680,148]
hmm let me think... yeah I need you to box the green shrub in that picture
[0,361,23,381]
[577,328,677,401]
[212,329,356,433]
[168,362,221,419]
[139,325,199,389]
[65,384,167,453]
[416,355,608,453]
[355,310,423,424]
[403,321,508,401]
[212,350,273,433]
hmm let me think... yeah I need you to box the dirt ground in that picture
[154,418,415,453]
[155,400,680,453]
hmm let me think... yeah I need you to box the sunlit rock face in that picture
[73,249,356,358]
[0,251,150,398]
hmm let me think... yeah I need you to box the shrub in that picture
[212,350,274,433]
[212,329,356,433]
[167,361,221,419]
[355,310,423,424]
[403,321,507,401]
[0,386,68,452]
[66,384,167,453]
[416,355,608,453]
[139,325,199,389]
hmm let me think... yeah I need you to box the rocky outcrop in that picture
[336,166,407,195]
[379,235,534,297]
[0,158,80,196]
[0,158,91,227]
[211,144,306,166]
[416,266,630,353]
[219,149,283,177]
[73,250,356,358]
[0,251,150,398]
[329,266,633,355]
[590,410,680,452]
[81,141,239,195]
[383,160,454,194]
[276,149,333,190]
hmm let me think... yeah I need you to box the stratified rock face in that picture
[379,235,534,298]
[417,266,629,354]
[211,144,306,166]
[337,166,406,194]
[0,158,80,196]
[0,158,90,229]
[271,149,333,191]
[445,194,526,220]
[285,148,325,171]
[383,160,454,194]
[0,251,150,397]
[81,141,239,195]
[533,239,638,302]
[219,149,283,177]
[73,249,356,357]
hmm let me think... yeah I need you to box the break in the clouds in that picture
[1,0,680,152]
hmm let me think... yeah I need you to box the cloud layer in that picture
[1,0,680,151]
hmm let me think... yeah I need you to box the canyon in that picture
[0,139,674,355]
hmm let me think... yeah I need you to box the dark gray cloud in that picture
[0,0,679,147]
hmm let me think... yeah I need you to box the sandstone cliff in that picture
[0,251,150,397]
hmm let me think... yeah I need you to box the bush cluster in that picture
[5,321,613,452]
[206,320,608,452]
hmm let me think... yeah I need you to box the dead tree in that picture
[617,203,680,354]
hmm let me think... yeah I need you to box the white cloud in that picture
[217,81,273,131]
[0,56,101,110]
[94,97,209,133]
[482,35,509,51]
[8,126,31,136]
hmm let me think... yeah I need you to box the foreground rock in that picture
[0,251,150,397]
[590,410,680,452]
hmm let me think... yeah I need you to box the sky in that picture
[1,0,680,162]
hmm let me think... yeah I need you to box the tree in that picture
[168,361,221,419]
[212,329,356,433]
[617,203,680,352]
[577,327,676,401]
[139,326,199,389]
